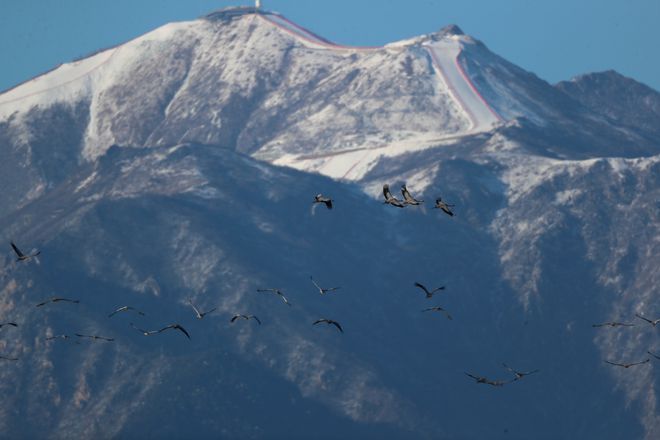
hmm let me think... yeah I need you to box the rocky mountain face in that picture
[0,6,658,439]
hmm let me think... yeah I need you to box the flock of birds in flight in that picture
[592,317,660,368]
[1,184,658,386]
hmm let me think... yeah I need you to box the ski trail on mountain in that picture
[423,40,501,131]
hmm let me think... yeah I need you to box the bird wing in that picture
[464,372,480,381]
[441,206,454,216]
[604,360,624,367]
[202,307,217,317]
[174,325,191,339]
[631,359,650,366]
[35,300,49,307]
[251,316,262,325]
[325,199,333,209]
[592,323,605,327]
[0,355,18,361]
[635,314,653,324]
[188,300,202,316]
[431,286,446,294]
[647,351,660,360]
[331,321,343,333]
[313,319,327,326]
[109,306,127,317]
[383,184,392,200]
[2,322,18,327]
[310,276,323,292]
[230,315,240,323]
[401,185,414,202]
[414,282,430,295]
[10,242,24,258]
[278,292,291,305]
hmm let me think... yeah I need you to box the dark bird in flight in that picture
[257,288,291,306]
[0,322,18,329]
[635,313,660,327]
[464,372,511,387]
[604,359,650,369]
[592,321,635,328]
[401,185,423,205]
[310,276,340,295]
[189,299,216,319]
[382,184,405,208]
[158,324,191,339]
[647,351,660,360]
[230,314,262,325]
[10,241,40,262]
[108,306,145,318]
[414,282,445,298]
[422,306,453,320]
[0,354,18,361]
[75,334,114,342]
[36,297,80,307]
[502,363,539,380]
[313,194,333,209]
[433,198,455,216]
[131,323,190,339]
[313,319,343,333]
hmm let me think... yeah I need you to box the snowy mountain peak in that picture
[437,24,465,37]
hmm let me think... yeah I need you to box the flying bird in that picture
[10,241,40,262]
[257,288,291,306]
[310,276,340,295]
[189,299,216,319]
[414,282,445,298]
[0,322,18,329]
[0,354,18,361]
[401,185,423,205]
[75,334,114,342]
[604,359,650,369]
[313,194,333,210]
[502,363,539,380]
[382,184,405,208]
[36,297,80,307]
[130,323,190,339]
[635,313,660,327]
[422,306,453,320]
[108,306,146,318]
[313,319,343,333]
[230,314,261,325]
[592,321,635,328]
[433,198,455,216]
[158,324,191,339]
[464,372,511,387]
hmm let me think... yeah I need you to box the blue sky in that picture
[1,0,658,92]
